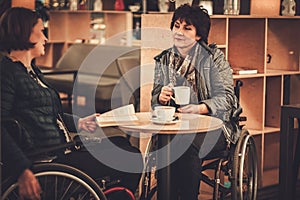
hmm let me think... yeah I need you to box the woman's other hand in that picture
[78,113,99,132]
[18,169,42,200]
[159,85,173,105]
[178,104,209,114]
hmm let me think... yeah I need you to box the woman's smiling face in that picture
[172,19,200,50]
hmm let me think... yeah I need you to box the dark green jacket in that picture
[1,56,79,178]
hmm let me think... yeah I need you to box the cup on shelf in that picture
[93,0,103,11]
[158,0,169,12]
[173,86,190,105]
[69,0,77,10]
[155,106,176,122]
[129,4,141,12]
[199,0,213,15]
[223,0,240,15]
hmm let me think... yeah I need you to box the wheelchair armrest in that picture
[28,141,79,164]
[232,107,247,123]
[27,141,77,158]
[232,107,242,119]
[2,118,82,164]
[1,118,23,144]
[239,116,247,122]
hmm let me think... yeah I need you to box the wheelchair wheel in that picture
[2,163,107,200]
[232,129,258,200]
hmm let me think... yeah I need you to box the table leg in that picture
[157,134,176,200]
[279,109,294,199]
[292,120,300,199]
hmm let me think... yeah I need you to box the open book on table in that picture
[96,104,138,127]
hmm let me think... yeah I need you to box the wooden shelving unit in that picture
[140,13,300,188]
[36,10,133,67]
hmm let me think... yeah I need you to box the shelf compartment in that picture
[267,19,300,72]
[104,12,132,40]
[209,18,226,46]
[253,134,263,188]
[283,74,300,105]
[263,126,280,134]
[248,129,263,135]
[263,131,280,186]
[48,11,132,43]
[234,77,264,130]
[290,74,300,104]
[228,18,265,73]
[48,12,91,41]
[265,76,282,128]
[266,69,300,75]
[48,12,68,41]
[263,168,279,187]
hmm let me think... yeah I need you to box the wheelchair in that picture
[2,162,107,200]
[1,119,136,200]
[139,80,258,200]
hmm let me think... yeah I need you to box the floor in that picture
[198,181,300,200]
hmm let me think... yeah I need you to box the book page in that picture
[96,104,138,127]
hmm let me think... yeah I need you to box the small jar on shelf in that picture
[69,0,77,10]
[93,0,103,11]
[78,0,87,10]
[158,0,169,12]
[281,0,296,16]
[224,0,240,15]
[199,0,213,15]
[115,0,125,11]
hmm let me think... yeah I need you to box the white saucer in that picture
[151,117,180,125]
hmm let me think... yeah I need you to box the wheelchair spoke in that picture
[59,178,74,199]
[6,190,18,200]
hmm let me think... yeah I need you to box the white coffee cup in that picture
[173,86,190,105]
[155,106,175,122]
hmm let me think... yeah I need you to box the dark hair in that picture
[0,7,41,52]
[170,3,211,44]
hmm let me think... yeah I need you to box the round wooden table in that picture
[119,112,223,200]
[120,112,223,134]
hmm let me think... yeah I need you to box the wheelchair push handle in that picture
[234,80,243,101]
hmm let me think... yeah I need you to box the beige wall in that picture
[12,0,35,9]
[140,13,173,112]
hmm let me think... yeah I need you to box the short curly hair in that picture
[0,7,41,53]
[170,3,211,44]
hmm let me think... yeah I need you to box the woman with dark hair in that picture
[1,7,143,200]
[151,4,239,199]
